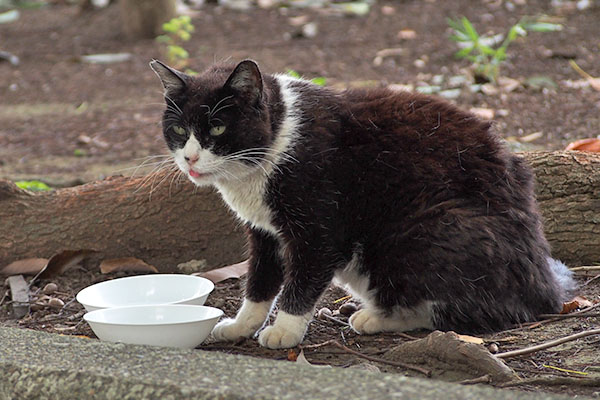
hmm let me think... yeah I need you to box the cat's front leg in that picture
[212,229,284,342]
[257,249,336,349]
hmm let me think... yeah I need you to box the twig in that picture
[583,274,600,287]
[496,328,600,359]
[569,265,600,273]
[320,312,351,327]
[301,339,431,377]
[499,376,600,388]
[459,375,491,385]
[537,312,600,320]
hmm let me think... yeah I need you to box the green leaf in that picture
[478,43,497,56]
[460,17,480,41]
[454,46,474,59]
[523,22,563,32]
[15,180,51,192]
[311,77,326,86]
[287,69,301,79]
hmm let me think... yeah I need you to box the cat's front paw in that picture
[257,325,304,349]
[212,318,258,342]
[349,309,385,334]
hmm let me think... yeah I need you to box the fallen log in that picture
[0,151,598,272]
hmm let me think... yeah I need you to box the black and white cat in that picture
[150,59,575,349]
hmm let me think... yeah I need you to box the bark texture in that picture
[526,151,600,266]
[0,151,598,272]
[0,175,246,272]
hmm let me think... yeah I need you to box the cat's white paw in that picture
[257,310,312,349]
[258,324,304,349]
[211,299,273,342]
[349,309,385,334]
[212,318,257,341]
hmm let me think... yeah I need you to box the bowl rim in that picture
[76,274,215,308]
[83,304,224,327]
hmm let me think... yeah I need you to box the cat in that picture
[150,59,576,349]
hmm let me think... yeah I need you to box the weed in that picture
[156,16,195,70]
[448,16,562,83]
[15,180,51,191]
[287,69,326,86]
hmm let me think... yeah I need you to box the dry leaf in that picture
[569,60,600,91]
[198,260,249,283]
[99,257,158,274]
[470,107,495,120]
[287,349,298,362]
[566,138,600,152]
[296,350,332,368]
[457,334,485,345]
[561,296,594,314]
[0,258,48,275]
[38,249,96,279]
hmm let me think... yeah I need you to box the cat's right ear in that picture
[149,60,187,97]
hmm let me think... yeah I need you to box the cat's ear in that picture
[149,60,188,97]
[224,60,263,103]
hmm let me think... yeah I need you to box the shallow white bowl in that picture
[76,274,214,312]
[84,305,223,348]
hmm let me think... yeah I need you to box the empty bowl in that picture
[76,274,214,312]
[84,305,223,348]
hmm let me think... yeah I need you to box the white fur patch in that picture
[215,75,302,235]
[212,299,273,341]
[333,250,375,305]
[257,310,312,349]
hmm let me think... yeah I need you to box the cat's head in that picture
[150,59,274,186]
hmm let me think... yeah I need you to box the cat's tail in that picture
[547,257,577,301]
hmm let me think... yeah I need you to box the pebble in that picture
[338,302,359,316]
[48,298,65,309]
[487,343,499,354]
[316,307,332,320]
[42,283,58,295]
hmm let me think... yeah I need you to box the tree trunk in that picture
[119,0,177,39]
[0,175,246,273]
[0,151,598,272]
[526,151,600,266]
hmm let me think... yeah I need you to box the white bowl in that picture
[84,305,223,348]
[76,274,214,312]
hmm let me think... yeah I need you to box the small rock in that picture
[316,307,332,320]
[177,259,208,274]
[301,22,318,39]
[481,83,499,96]
[487,343,499,354]
[338,302,359,316]
[48,298,65,309]
[42,282,58,295]
[470,107,495,120]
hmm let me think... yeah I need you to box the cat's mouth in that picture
[189,168,213,180]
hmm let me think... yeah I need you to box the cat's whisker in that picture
[164,94,183,116]
[209,95,234,118]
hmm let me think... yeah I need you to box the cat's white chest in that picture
[216,174,279,235]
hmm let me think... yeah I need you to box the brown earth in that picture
[1,0,599,398]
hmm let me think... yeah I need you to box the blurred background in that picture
[0,0,598,187]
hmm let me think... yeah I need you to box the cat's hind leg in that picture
[349,302,435,334]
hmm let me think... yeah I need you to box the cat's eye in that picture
[210,125,226,136]
[173,126,186,136]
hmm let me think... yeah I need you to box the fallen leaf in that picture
[569,60,600,91]
[470,107,495,120]
[287,349,298,362]
[561,296,594,314]
[7,275,29,319]
[566,138,600,152]
[0,258,48,275]
[198,260,249,283]
[296,350,332,368]
[99,257,158,274]
[38,250,96,279]
[397,29,417,40]
[520,131,544,143]
[457,334,485,345]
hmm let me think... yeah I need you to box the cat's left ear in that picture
[224,60,263,104]
[149,60,188,97]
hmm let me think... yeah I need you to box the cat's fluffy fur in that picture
[151,59,575,349]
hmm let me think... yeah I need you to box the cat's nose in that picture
[184,155,199,165]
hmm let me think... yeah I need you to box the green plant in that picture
[15,180,51,191]
[287,69,326,86]
[156,16,195,69]
[448,16,562,83]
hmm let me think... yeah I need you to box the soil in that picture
[1,0,599,398]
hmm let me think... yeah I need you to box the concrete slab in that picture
[0,326,573,400]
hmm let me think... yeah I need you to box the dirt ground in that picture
[1,0,599,397]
